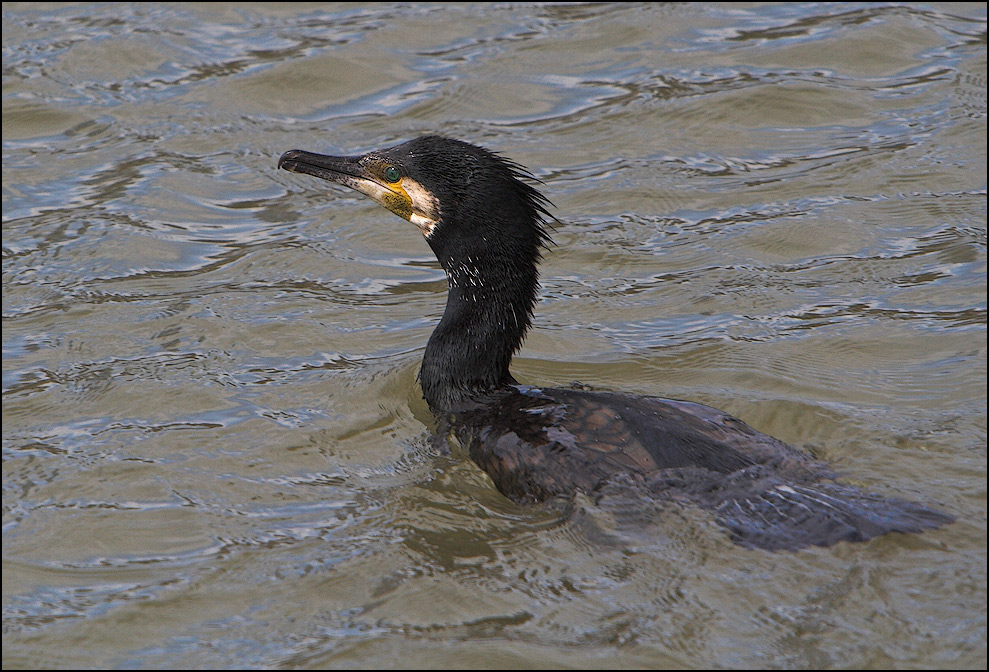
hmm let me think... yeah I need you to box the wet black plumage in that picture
[278,135,953,550]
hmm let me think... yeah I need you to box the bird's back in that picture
[451,385,953,550]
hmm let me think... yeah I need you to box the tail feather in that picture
[712,481,954,551]
[640,466,953,551]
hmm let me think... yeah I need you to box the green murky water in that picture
[3,3,985,668]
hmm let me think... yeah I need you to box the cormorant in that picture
[278,135,953,550]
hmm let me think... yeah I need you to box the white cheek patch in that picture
[410,212,437,238]
[401,177,441,238]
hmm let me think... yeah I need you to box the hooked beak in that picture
[278,148,440,237]
[279,149,380,200]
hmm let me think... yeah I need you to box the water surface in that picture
[3,2,986,669]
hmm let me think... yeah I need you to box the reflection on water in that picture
[3,2,986,669]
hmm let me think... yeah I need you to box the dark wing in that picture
[453,386,953,550]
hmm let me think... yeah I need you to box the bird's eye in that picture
[383,165,401,183]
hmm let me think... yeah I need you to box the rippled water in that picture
[3,2,986,669]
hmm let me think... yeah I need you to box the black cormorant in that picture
[278,135,953,550]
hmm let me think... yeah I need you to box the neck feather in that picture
[419,251,539,411]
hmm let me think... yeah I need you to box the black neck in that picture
[419,247,540,411]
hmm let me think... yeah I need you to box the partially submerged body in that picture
[279,135,953,550]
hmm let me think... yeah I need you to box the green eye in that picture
[383,165,401,183]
